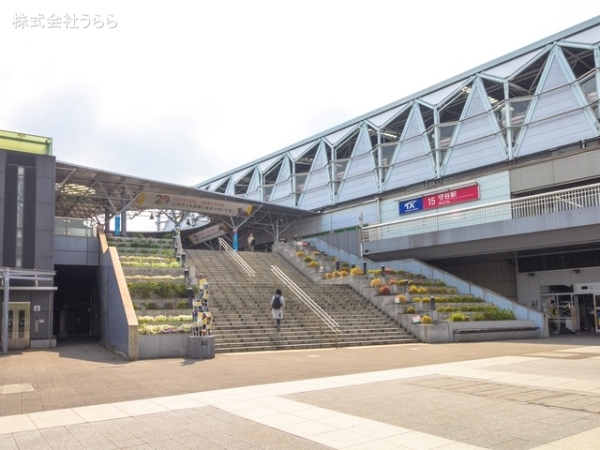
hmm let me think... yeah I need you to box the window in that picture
[16,166,25,267]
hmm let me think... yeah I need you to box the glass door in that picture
[0,302,30,350]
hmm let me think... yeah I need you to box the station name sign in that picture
[399,184,480,215]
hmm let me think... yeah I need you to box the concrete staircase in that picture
[186,249,418,352]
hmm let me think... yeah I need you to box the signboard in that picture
[423,184,479,209]
[136,192,253,217]
[0,130,52,156]
[399,184,479,215]
[187,223,228,245]
[399,197,424,215]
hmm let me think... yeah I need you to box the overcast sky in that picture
[1,1,599,187]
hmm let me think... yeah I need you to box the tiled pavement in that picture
[1,335,600,449]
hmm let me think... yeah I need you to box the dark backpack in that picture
[272,295,282,309]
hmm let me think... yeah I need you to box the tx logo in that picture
[404,200,419,211]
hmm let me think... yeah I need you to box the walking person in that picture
[270,289,285,331]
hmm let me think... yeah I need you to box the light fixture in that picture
[527,273,535,277]
[149,212,154,220]
[573,269,581,274]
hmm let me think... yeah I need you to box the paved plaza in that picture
[1,335,600,449]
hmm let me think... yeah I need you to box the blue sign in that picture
[399,197,423,215]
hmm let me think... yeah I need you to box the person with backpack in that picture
[270,289,285,331]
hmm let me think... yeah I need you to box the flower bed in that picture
[127,281,197,299]
[120,255,180,268]
[138,323,193,335]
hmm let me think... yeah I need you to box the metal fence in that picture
[362,183,600,242]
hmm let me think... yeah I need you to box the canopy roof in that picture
[55,160,315,244]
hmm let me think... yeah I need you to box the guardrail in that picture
[55,217,97,237]
[271,265,340,339]
[362,182,600,242]
[218,237,256,277]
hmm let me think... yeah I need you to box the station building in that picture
[2,16,600,354]
[196,17,600,332]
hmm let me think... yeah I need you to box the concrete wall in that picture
[98,231,138,360]
[55,235,100,266]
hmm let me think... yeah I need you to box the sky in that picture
[0,1,599,188]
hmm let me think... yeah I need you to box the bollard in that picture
[363,262,367,274]
[336,261,340,271]
[381,265,385,278]
[181,252,186,267]
[184,268,189,285]
[430,296,436,311]
[187,287,194,307]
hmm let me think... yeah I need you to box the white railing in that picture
[218,237,256,277]
[271,265,340,335]
[362,183,600,242]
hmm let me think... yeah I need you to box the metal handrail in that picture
[271,265,340,335]
[362,182,600,242]
[218,237,256,277]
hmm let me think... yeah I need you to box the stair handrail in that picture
[218,237,256,277]
[271,265,339,334]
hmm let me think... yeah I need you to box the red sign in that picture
[423,184,479,209]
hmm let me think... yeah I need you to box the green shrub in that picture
[146,302,158,310]
[421,315,433,324]
[448,312,469,322]
[478,307,516,320]
[177,301,189,309]
[405,306,416,314]
[127,281,197,299]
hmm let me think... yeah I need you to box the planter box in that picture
[398,316,540,343]
[139,333,188,359]
[138,334,217,359]
[187,336,215,359]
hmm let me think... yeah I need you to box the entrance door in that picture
[595,295,600,332]
[0,302,30,350]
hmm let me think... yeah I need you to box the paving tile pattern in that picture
[2,336,600,449]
